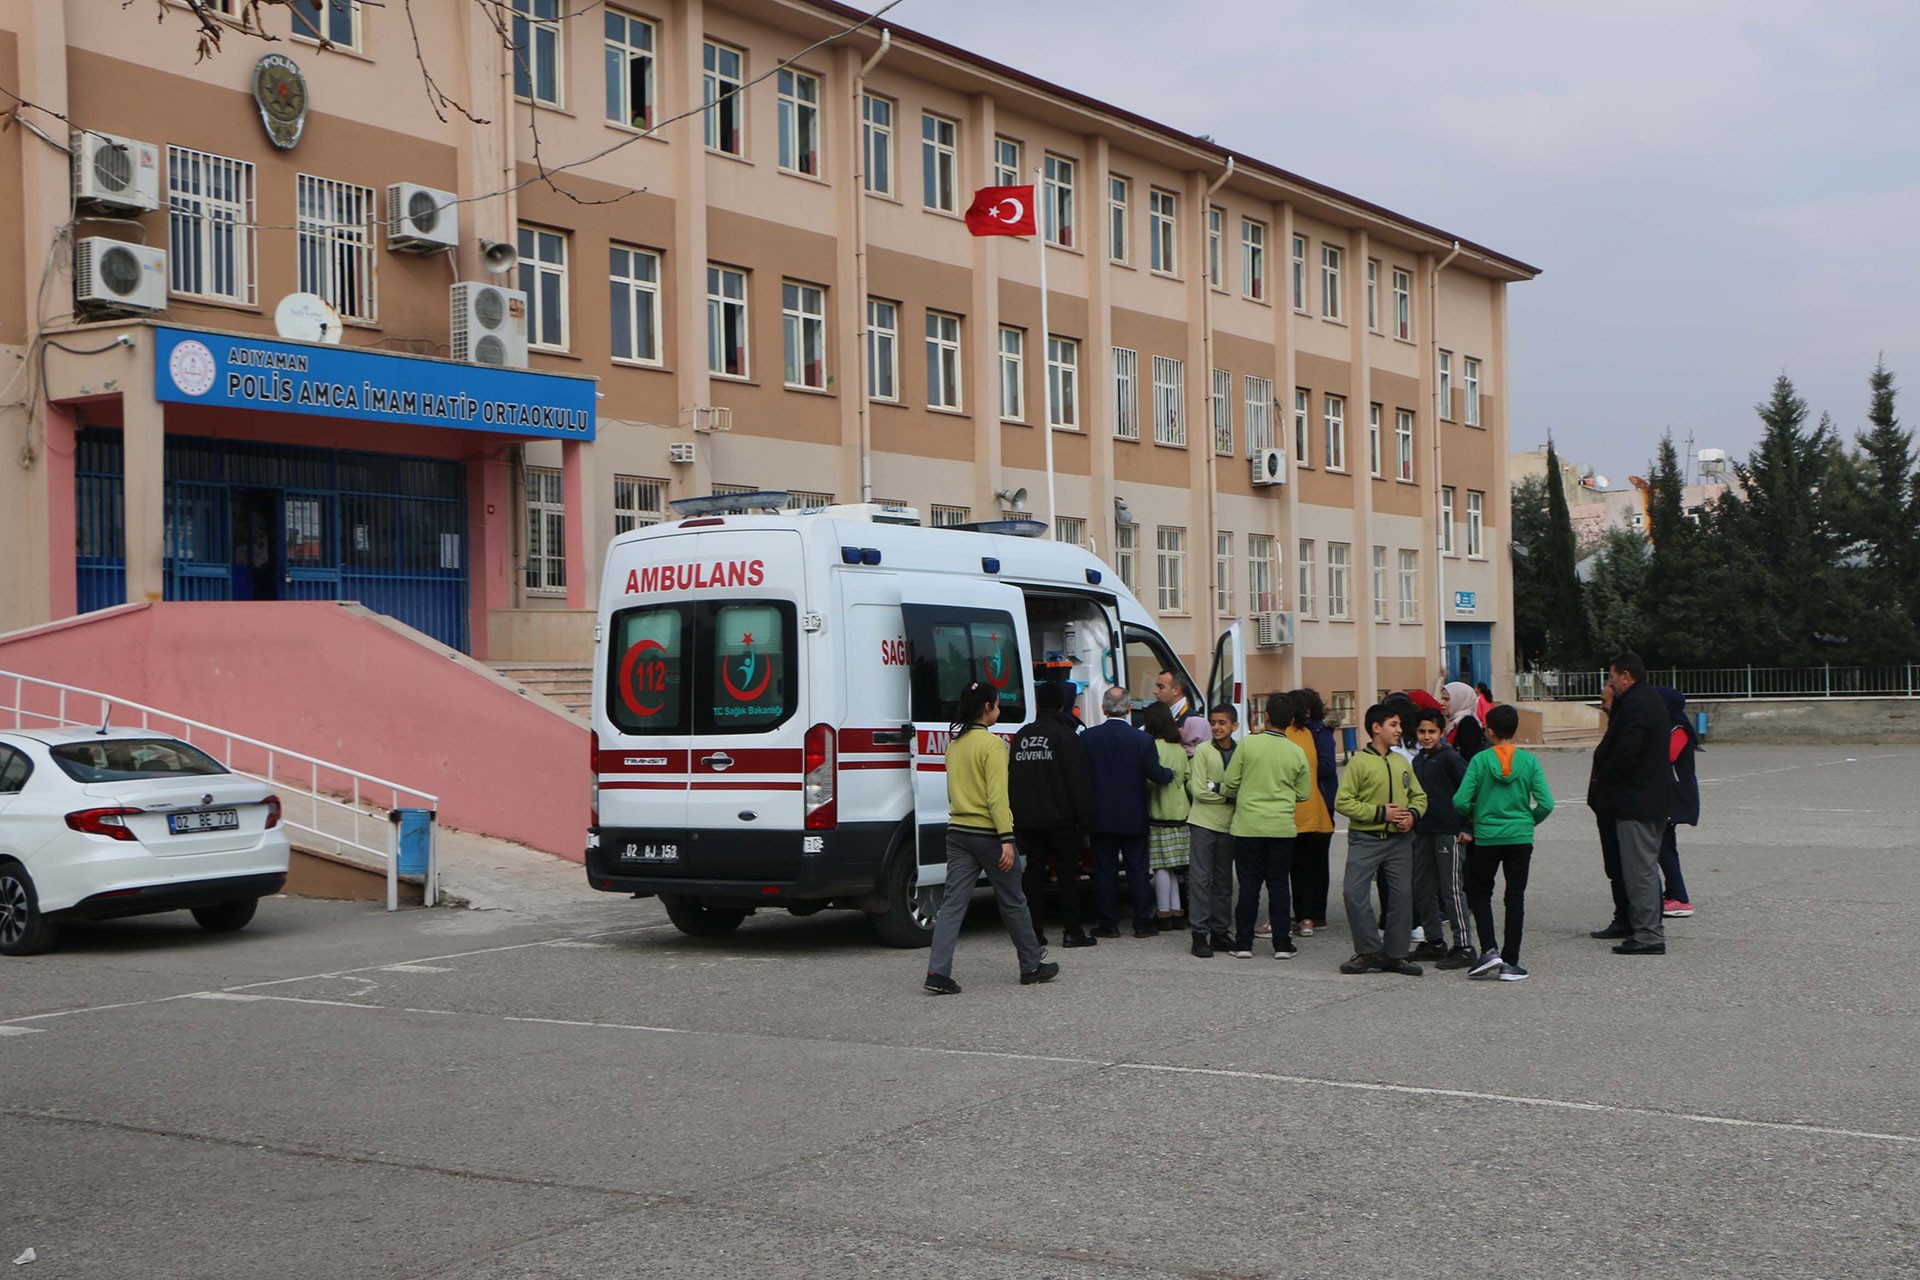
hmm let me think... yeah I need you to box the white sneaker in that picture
[1411,925,1426,944]
[1039,946,1052,964]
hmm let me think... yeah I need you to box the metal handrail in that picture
[0,669,437,911]
[1515,664,1920,703]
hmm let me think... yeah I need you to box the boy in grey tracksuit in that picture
[1411,708,1472,967]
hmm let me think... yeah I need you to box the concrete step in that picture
[490,663,592,716]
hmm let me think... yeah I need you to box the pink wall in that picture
[0,602,588,860]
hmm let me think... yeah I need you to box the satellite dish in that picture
[274,292,343,344]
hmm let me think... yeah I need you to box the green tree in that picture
[1584,528,1651,660]
[1540,440,1590,665]
[1640,433,1722,666]
[1509,475,1552,668]
[1835,359,1918,660]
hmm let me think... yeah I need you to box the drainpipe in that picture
[1430,239,1461,682]
[852,29,891,503]
[1198,156,1234,661]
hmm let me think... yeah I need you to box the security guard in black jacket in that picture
[1011,681,1097,948]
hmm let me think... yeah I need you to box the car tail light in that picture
[803,722,836,831]
[65,807,142,841]
[263,795,283,828]
[589,729,600,827]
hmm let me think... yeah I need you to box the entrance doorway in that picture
[230,488,280,601]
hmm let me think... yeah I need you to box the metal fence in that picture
[1516,665,1920,702]
[0,670,437,910]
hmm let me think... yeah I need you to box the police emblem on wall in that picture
[253,54,309,150]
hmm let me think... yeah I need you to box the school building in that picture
[0,0,1535,718]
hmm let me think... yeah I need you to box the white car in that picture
[0,729,291,956]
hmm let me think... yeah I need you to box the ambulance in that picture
[584,495,1248,946]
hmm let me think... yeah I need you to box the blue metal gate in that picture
[74,430,470,652]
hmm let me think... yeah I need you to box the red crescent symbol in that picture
[619,638,667,717]
[981,654,1010,690]
[720,650,773,701]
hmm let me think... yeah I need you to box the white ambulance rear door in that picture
[1206,618,1250,734]
[898,574,1034,888]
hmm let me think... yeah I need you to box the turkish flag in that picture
[964,185,1038,237]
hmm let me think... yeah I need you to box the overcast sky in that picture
[853,0,1919,484]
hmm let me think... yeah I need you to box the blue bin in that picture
[391,808,434,877]
[1694,710,1708,741]
[1341,725,1358,758]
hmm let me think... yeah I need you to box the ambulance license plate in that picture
[620,838,681,863]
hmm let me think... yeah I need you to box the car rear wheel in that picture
[191,898,259,933]
[0,861,57,957]
[869,837,937,949]
[660,895,748,938]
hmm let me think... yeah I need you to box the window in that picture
[1043,153,1075,248]
[607,599,798,736]
[703,41,744,154]
[1438,350,1453,419]
[294,0,359,51]
[613,475,666,535]
[1152,355,1185,446]
[862,95,894,195]
[1115,522,1137,589]
[525,466,566,595]
[297,175,376,322]
[1215,531,1233,614]
[1327,542,1351,618]
[1320,244,1343,320]
[1396,409,1415,482]
[510,0,560,105]
[1371,545,1389,621]
[1248,533,1278,612]
[1156,526,1187,613]
[707,263,748,376]
[922,113,958,212]
[1441,486,1457,555]
[1242,218,1266,301]
[1467,490,1485,557]
[1244,376,1274,454]
[1297,539,1315,615]
[1294,387,1310,466]
[1398,550,1419,621]
[998,326,1025,421]
[1329,690,1355,729]
[167,146,254,305]
[1047,336,1078,428]
[1108,176,1130,264]
[930,503,970,528]
[1366,259,1380,331]
[867,299,898,400]
[1212,368,1232,455]
[1323,394,1346,471]
[904,604,1026,724]
[776,69,821,176]
[1368,404,1383,477]
[1113,347,1140,440]
[516,224,567,348]
[1464,357,1482,426]
[604,10,655,129]
[1392,267,1412,340]
[926,311,962,409]
[786,490,833,510]
[609,243,661,364]
[1207,206,1223,287]
[1291,234,1307,310]
[782,280,827,389]
[1055,515,1085,547]
[1149,188,1177,274]
[993,136,1022,187]
[0,746,29,795]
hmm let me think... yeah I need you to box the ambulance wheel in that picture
[660,895,748,938]
[869,846,937,949]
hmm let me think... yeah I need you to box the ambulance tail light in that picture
[589,729,600,827]
[803,722,837,830]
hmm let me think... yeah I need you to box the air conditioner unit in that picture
[386,183,460,253]
[1251,448,1287,487]
[690,406,733,433]
[71,130,160,213]
[73,237,168,315]
[450,282,527,368]
[668,442,696,465]
[1254,610,1295,648]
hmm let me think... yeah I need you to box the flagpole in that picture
[1035,167,1055,538]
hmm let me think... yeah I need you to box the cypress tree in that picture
[1540,440,1590,665]
[1837,359,1918,659]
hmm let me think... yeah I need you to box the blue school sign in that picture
[1454,590,1477,614]
[153,325,596,440]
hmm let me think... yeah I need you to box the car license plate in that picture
[619,840,679,862]
[168,809,239,835]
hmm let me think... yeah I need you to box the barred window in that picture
[1244,376,1274,454]
[613,475,665,535]
[930,503,970,528]
[1152,355,1185,446]
[1113,347,1140,440]
[525,466,566,594]
[296,174,376,322]
[1212,367,1232,455]
[167,146,254,305]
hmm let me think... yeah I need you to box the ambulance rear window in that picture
[903,605,1025,724]
[608,605,688,734]
[607,600,796,736]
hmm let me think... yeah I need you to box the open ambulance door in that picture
[899,575,1035,891]
[1206,618,1249,736]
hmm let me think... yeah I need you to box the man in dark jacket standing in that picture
[1589,652,1675,955]
[1083,686,1175,937]
[1012,682,1096,949]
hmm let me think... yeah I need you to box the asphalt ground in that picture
[2,744,1915,1279]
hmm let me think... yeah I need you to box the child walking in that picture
[1141,702,1192,925]
[1452,704,1555,983]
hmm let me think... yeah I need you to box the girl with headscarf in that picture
[1656,686,1698,917]
[1443,681,1486,761]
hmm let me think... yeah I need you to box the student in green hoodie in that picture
[1333,703,1428,976]
[1453,703,1556,983]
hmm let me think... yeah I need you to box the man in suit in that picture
[1083,686,1174,938]
[1589,652,1676,955]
